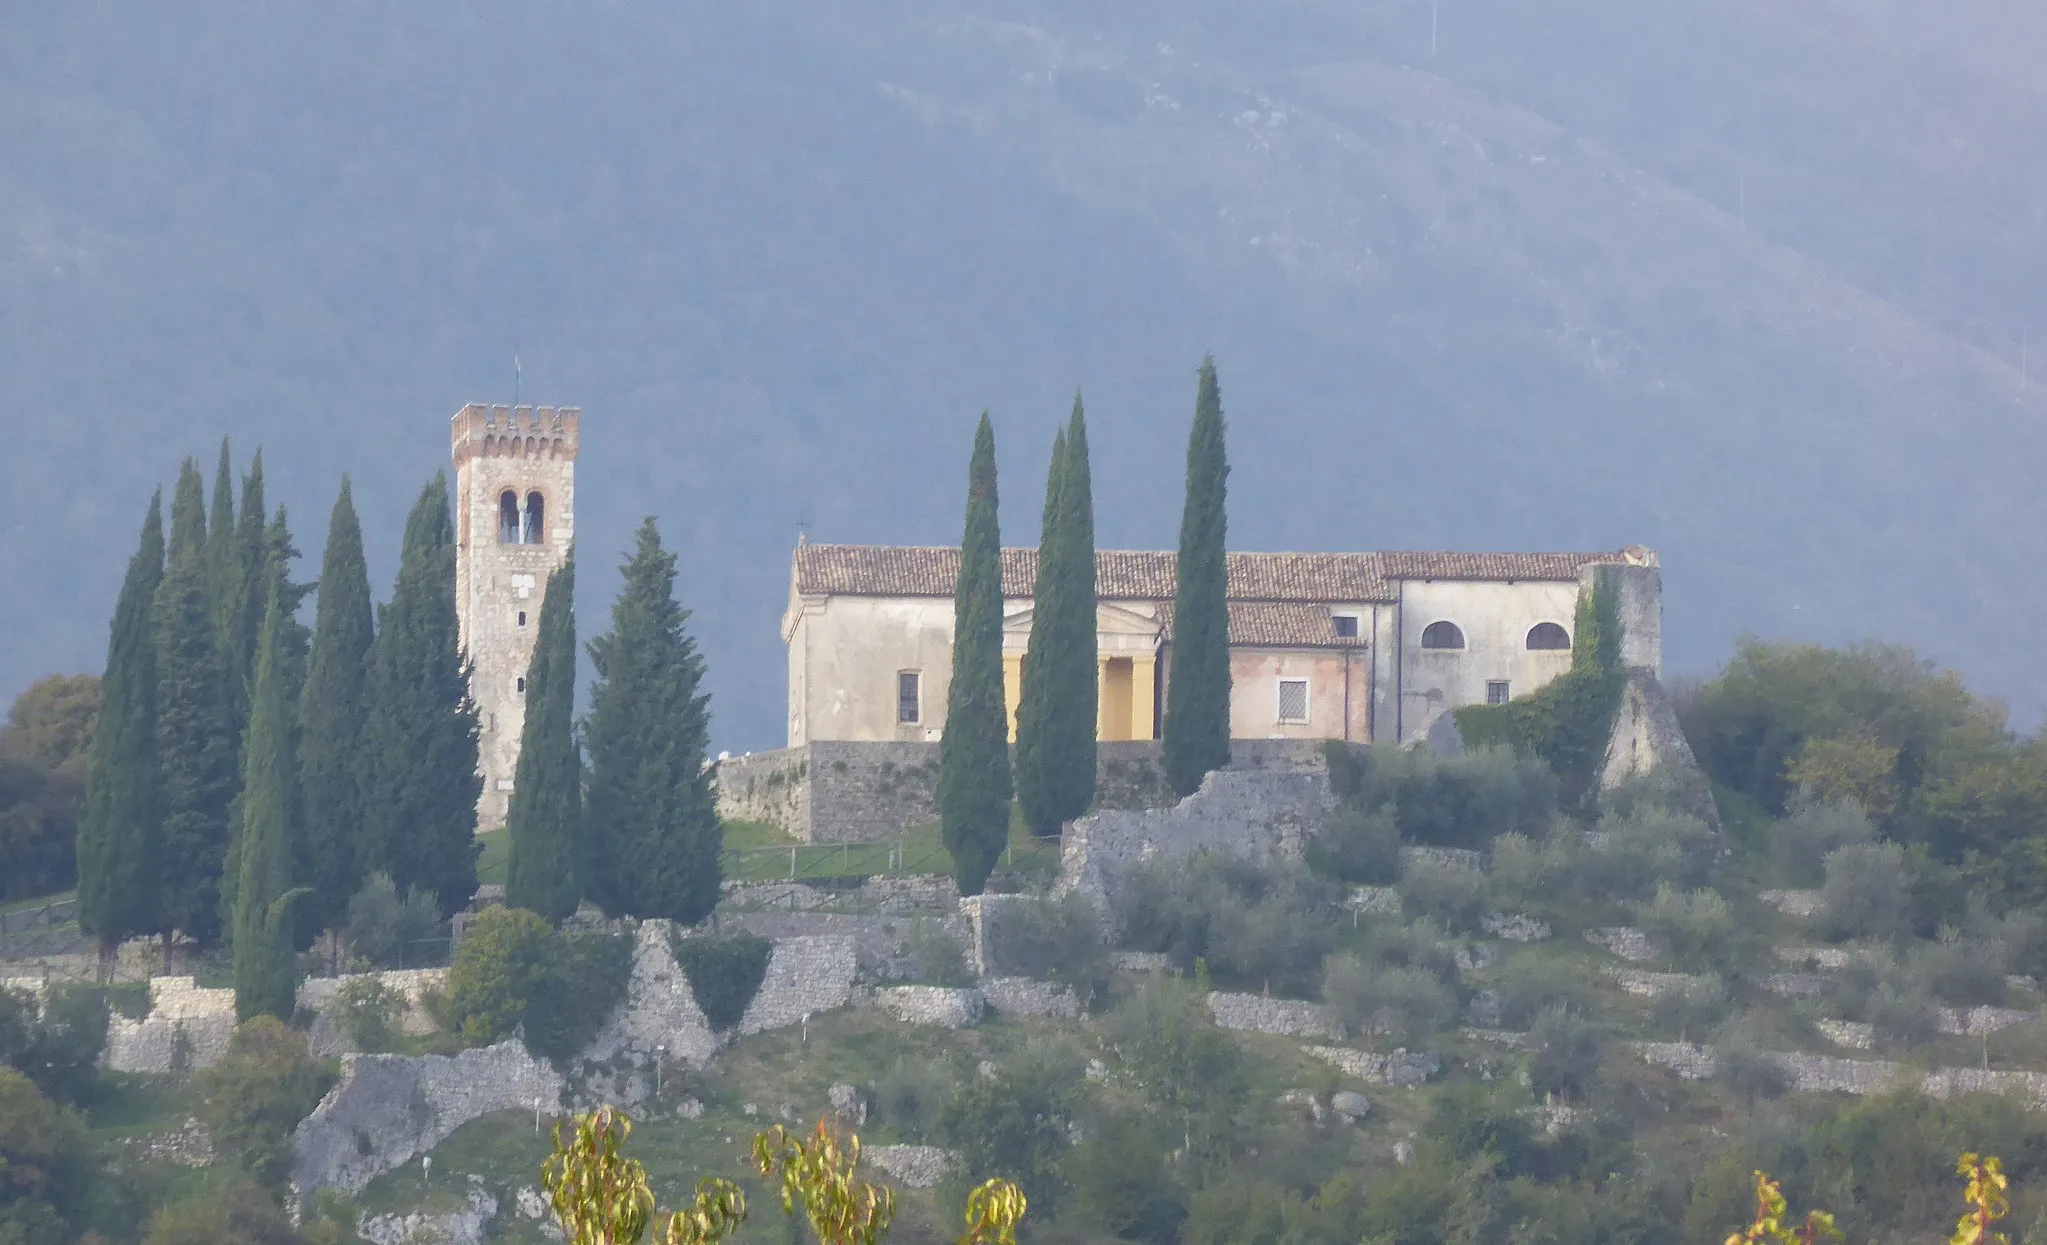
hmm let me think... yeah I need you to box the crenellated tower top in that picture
[451,403,581,467]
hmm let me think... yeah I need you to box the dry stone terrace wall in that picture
[734,935,859,1035]
[104,977,237,1073]
[714,748,812,835]
[293,1042,565,1200]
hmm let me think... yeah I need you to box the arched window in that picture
[1420,621,1465,650]
[1526,622,1571,651]
[498,491,520,543]
[523,491,545,545]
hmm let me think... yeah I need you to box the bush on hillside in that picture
[1114,854,1339,996]
[938,1041,1080,1220]
[900,919,973,988]
[873,1058,953,1144]
[331,977,403,1053]
[193,1018,332,1191]
[1064,1111,1189,1245]
[1360,916,1464,985]
[1323,955,1456,1046]
[1770,798,1874,888]
[0,1066,96,1245]
[1866,982,1940,1052]
[441,906,632,1060]
[1583,806,1722,901]
[528,932,633,1060]
[1397,859,1489,933]
[343,872,445,969]
[1648,977,1731,1043]
[1712,1021,1791,1105]
[1331,745,1557,851]
[0,984,108,1107]
[669,932,773,1032]
[1634,884,1739,973]
[1305,803,1402,885]
[1817,842,1913,943]
[1908,930,2008,1007]
[996,891,1108,1000]
[1526,1007,1604,1101]
[141,1175,300,1245]
[1496,959,1594,1031]
[1485,832,1584,924]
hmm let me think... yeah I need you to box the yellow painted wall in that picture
[1003,653,1024,742]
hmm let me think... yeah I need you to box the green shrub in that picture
[1496,958,1593,1031]
[1818,842,1913,943]
[1585,807,1722,900]
[1486,831,1583,922]
[1647,977,1731,1043]
[1909,931,2008,1007]
[1360,915,1464,985]
[331,977,402,1053]
[1064,1112,1188,1244]
[142,1174,300,1245]
[873,1058,953,1144]
[670,932,773,1031]
[1771,798,1874,888]
[527,932,633,1061]
[343,872,445,969]
[1867,982,1939,1052]
[1526,1006,1604,1101]
[1397,859,1488,933]
[0,984,108,1106]
[1635,884,1738,972]
[0,1066,95,1244]
[1333,745,1557,850]
[442,906,556,1044]
[1713,1021,1792,1104]
[900,918,973,987]
[938,1041,1079,1219]
[995,891,1108,999]
[1323,954,1456,1046]
[1306,803,1402,885]
[1114,854,1339,996]
[193,1017,332,1191]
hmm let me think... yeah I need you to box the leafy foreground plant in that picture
[1728,1153,2008,1245]
[541,1107,1027,1245]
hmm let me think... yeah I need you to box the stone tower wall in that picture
[452,403,578,832]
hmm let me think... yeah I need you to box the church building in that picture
[782,542,1661,750]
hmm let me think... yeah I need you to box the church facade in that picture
[782,542,1661,749]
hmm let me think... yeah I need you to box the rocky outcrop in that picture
[1585,928,1658,962]
[358,1188,498,1245]
[292,1042,564,1200]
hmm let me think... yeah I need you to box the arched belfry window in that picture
[1527,622,1571,651]
[523,491,545,545]
[498,491,521,544]
[1420,621,1465,650]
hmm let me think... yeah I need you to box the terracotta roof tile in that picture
[793,544,1634,602]
[1158,600,1367,648]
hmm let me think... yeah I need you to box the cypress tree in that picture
[1015,397,1099,837]
[155,459,240,946]
[1163,356,1233,798]
[504,556,581,923]
[938,414,1013,896]
[585,519,721,924]
[229,452,271,695]
[232,582,304,1022]
[297,479,375,940]
[362,475,481,916]
[77,493,165,970]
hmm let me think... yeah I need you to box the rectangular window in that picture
[897,672,921,724]
[1486,680,1511,705]
[1277,678,1310,724]
[1332,613,1359,639]
[517,610,528,627]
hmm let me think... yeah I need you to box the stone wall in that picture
[293,1042,566,1200]
[1601,670,1720,829]
[874,985,985,1028]
[1059,767,1336,913]
[716,739,1332,843]
[300,969,448,1056]
[981,977,1080,1019]
[582,922,720,1067]
[715,748,812,835]
[1207,992,1340,1040]
[1304,1046,1441,1086]
[104,977,238,1073]
[735,935,859,1035]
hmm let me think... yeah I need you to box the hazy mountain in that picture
[6,1,2046,748]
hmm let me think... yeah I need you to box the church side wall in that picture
[797,597,957,744]
[1228,648,1369,742]
[1396,579,1579,744]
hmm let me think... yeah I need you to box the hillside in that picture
[5,2,2047,744]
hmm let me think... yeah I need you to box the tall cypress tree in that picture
[362,475,481,916]
[205,441,249,730]
[585,520,722,924]
[155,459,240,946]
[78,493,165,970]
[229,452,271,696]
[232,582,303,1022]
[1163,356,1232,798]
[1015,401,1098,837]
[505,556,581,923]
[297,479,375,939]
[938,414,1013,896]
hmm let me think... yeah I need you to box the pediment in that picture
[1002,600,1162,637]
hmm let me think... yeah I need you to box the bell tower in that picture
[451,403,579,833]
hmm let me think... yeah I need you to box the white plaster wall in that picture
[1396,580,1580,743]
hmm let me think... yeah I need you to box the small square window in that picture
[897,672,921,724]
[516,677,527,695]
[1332,614,1359,639]
[1277,679,1310,724]
[1486,680,1510,705]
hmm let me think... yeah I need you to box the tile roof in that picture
[1156,600,1367,649]
[794,543,1633,603]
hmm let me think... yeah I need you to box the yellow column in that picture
[1003,654,1023,742]
[1132,656,1157,740]
[1096,659,1111,739]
